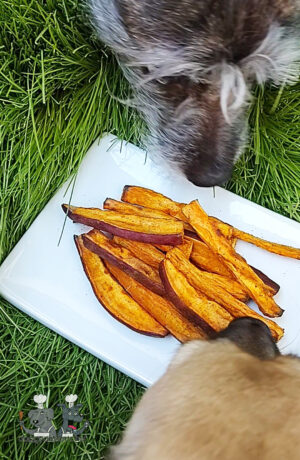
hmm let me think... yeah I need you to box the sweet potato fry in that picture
[122,185,183,217]
[104,197,194,232]
[168,244,248,302]
[155,244,174,252]
[231,237,238,249]
[62,204,184,245]
[183,201,283,318]
[187,236,233,277]
[113,236,164,269]
[166,247,284,341]
[196,214,300,260]
[177,239,193,258]
[210,216,300,259]
[183,230,202,240]
[209,217,234,239]
[121,186,232,239]
[74,235,167,337]
[104,198,177,220]
[154,238,193,257]
[160,259,233,334]
[232,227,300,260]
[106,262,207,342]
[108,195,194,233]
[249,266,280,296]
[82,230,165,295]
[121,185,292,257]
[186,236,279,296]
[121,185,198,232]
[112,236,192,268]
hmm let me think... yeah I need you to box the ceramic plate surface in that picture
[0,134,299,387]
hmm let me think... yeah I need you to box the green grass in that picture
[0,0,299,458]
[228,84,300,219]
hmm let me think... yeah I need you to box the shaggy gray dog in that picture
[90,1,300,186]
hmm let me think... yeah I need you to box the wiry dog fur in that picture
[109,318,300,460]
[90,0,300,186]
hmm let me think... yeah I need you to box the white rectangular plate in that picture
[0,134,299,387]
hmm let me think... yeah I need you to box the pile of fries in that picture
[62,186,300,343]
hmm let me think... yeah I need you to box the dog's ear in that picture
[216,317,280,360]
[28,410,35,418]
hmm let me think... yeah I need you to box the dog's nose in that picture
[185,168,232,187]
[33,420,39,424]
[217,317,280,360]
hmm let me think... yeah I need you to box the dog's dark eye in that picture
[41,411,44,414]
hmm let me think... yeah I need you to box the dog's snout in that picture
[185,167,233,187]
[183,153,234,187]
[179,115,242,187]
[217,317,280,360]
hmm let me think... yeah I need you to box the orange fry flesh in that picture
[155,244,174,252]
[176,238,194,258]
[166,247,284,341]
[187,235,279,296]
[172,241,249,302]
[106,263,207,342]
[231,237,238,249]
[188,237,234,277]
[154,238,194,257]
[122,185,183,217]
[62,204,184,245]
[83,230,164,296]
[121,186,299,260]
[160,259,233,333]
[112,236,193,269]
[122,186,232,239]
[182,201,283,318]
[65,184,294,343]
[113,236,165,269]
[117,190,194,231]
[104,198,178,220]
[232,227,300,260]
[74,235,167,337]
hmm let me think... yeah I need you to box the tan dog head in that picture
[110,317,300,460]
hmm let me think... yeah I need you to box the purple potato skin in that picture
[184,230,202,241]
[250,266,280,295]
[82,234,165,296]
[62,204,183,245]
[74,236,167,337]
[159,261,213,336]
[64,206,279,294]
